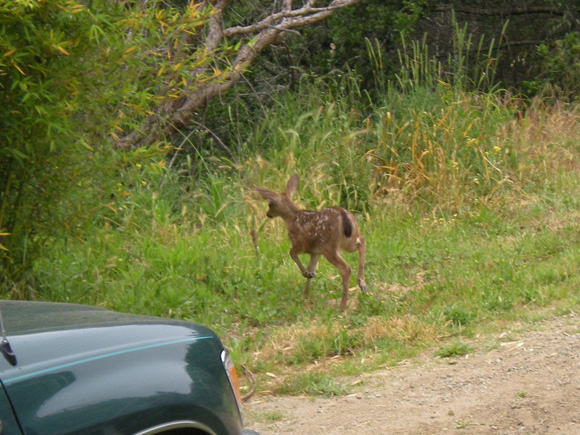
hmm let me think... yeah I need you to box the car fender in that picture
[2,333,242,435]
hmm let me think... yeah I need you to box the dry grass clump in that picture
[364,315,440,345]
[499,101,580,177]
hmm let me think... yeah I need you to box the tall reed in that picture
[364,18,512,212]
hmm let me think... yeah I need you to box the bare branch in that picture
[224,0,357,36]
[116,0,361,149]
[204,0,230,52]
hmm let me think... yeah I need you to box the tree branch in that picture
[115,0,361,149]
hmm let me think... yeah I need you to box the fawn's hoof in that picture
[358,280,368,293]
[303,271,316,279]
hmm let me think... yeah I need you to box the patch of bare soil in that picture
[244,314,580,434]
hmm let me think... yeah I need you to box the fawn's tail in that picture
[340,210,353,238]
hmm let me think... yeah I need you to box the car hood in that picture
[0,300,219,383]
[0,301,244,435]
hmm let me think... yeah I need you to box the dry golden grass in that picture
[500,101,580,176]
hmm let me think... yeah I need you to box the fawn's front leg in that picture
[303,254,321,298]
[290,251,315,279]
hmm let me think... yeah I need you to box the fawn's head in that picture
[256,174,300,219]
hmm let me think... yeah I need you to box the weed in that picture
[455,420,478,429]
[444,305,476,327]
[277,372,351,397]
[256,411,286,423]
[436,342,474,358]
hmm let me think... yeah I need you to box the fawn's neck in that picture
[280,201,301,228]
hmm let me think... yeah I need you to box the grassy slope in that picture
[29,84,580,397]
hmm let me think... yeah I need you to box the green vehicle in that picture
[0,300,256,435]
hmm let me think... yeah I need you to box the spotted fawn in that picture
[256,174,368,311]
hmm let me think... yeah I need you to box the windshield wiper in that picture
[0,306,16,366]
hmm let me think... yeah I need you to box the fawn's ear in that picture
[285,174,299,198]
[256,187,278,203]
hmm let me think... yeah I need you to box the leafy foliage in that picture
[0,0,90,155]
[0,0,97,280]
[531,32,580,99]
[0,0,225,282]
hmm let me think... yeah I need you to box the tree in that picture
[115,0,362,149]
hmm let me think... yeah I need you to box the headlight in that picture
[221,349,242,410]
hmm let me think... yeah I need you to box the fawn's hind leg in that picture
[324,251,352,311]
[355,236,368,293]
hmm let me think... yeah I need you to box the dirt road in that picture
[244,313,580,434]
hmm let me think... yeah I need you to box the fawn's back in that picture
[289,207,360,256]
